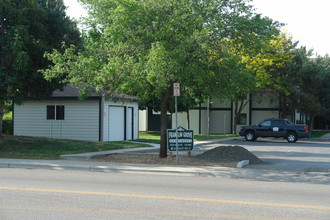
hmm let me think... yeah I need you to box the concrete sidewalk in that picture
[59,138,234,161]
[319,132,330,140]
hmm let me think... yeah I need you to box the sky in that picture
[63,0,330,56]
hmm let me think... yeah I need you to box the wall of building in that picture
[14,100,100,141]
[139,93,281,135]
[139,109,148,131]
[250,93,280,125]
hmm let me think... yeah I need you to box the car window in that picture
[272,120,284,127]
[285,119,293,125]
[260,120,271,126]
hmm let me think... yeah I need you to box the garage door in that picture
[108,106,125,141]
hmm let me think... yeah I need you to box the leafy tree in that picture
[236,33,297,121]
[43,0,279,157]
[0,0,81,136]
[297,53,330,129]
[220,33,294,133]
[316,55,330,119]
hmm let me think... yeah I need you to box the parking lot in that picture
[192,137,330,184]
[209,138,330,170]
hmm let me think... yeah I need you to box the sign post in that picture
[173,83,180,164]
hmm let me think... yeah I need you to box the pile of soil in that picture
[195,146,265,165]
[90,145,265,168]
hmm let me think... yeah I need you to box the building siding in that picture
[210,110,232,134]
[14,100,100,141]
[163,95,280,134]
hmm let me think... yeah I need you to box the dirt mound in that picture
[90,145,265,167]
[195,146,265,165]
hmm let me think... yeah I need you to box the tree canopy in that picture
[43,0,280,157]
[0,0,81,136]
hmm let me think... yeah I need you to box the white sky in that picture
[63,0,330,56]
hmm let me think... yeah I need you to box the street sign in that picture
[173,83,180,96]
[167,126,194,152]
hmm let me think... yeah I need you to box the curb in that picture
[236,160,250,168]
[0,159,236,177]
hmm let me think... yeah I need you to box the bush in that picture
[2,112,12,135]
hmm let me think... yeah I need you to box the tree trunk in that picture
[0,101,4,138]
[232,101,238,134]
[186,110,190,129]
[280,96,288,119]
[308,114,315,134]
[233,116,238,134]
[147,107,153,131]
[159,87,172,158]
[232,99,248,134]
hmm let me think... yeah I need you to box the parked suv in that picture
[239,118,309,142]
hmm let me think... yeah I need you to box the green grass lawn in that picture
[137,131,161,144]
[310,130,330,138]
[138,130,330,143]
[0,135,151,159]
[194,134,238,141]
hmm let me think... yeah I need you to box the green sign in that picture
[167,126,194,152]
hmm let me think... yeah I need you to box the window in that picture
[47,105,65,120]
[237,113,247,125]
[285,119,293,125]
[260,120,271,126]
[56,105,65,120]
[47,106,55,120]
[272,120,284,127]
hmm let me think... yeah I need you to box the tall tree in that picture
[0,0,81,136]
[238,33,297,120]
[217,33,295,133]
[43,0,280,157]
[297,53,330,129]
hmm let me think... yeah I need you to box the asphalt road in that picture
[1,168,330,220]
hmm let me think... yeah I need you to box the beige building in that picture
[139,93,305,134]
[14,85,139,141]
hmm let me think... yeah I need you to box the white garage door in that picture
[108,106,125,141]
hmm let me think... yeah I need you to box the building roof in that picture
[51,84,137,101]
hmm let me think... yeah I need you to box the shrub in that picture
[2,112,13,135]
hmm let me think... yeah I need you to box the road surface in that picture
[1,168,329,220]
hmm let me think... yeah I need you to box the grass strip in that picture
[0,136,151,159]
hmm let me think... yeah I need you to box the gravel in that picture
[195,146,265,165]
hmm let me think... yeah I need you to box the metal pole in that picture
[175,95,179,165]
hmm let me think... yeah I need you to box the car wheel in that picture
[245,131,256,141]
[287,132,297,143]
